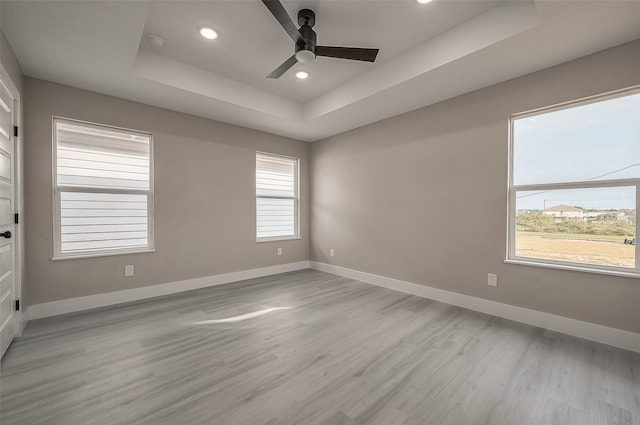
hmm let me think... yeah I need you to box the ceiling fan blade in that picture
[267,55,298,79]
[316,46,379,62]
[261,0,302,43]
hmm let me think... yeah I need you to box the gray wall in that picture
[25,78,310,305]
[310,39,640,334]
[1,29,23,95]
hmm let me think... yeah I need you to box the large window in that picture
[53,118,153,259]
[256,152,299,241]
[508,88,639,276]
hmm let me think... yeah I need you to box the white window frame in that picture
[506,86,640,278]
[52,117,155,260]
[256,152,300,242]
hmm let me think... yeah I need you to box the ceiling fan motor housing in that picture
[297,8,315,27]
[295,8,317,62]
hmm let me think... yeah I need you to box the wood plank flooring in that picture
[1,269,639,425]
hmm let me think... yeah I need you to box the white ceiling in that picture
[141,0,502,103]
[2,1,640,142]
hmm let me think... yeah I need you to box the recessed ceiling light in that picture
[295,71,309,79]
[199,26,218,40]
[417,0,433,3]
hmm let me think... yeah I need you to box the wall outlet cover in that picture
[125,265,135,277]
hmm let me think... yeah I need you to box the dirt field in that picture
[516,233,635,268]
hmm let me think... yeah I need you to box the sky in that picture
[513,91,640,210]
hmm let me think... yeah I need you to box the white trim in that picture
[52,247,156,261]
[505,258,640,278]
[28,261,310,320]
[20,309,28,333]
[256,236,301,243]
[310,261,640,354]
[512,84,640,120]
[513,178,640,192]
[51,117,155,260]
[0,63,24,338]
[636,185,639,269]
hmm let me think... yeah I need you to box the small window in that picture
[53,118,153,259]
[256,152,299,241]
[508,88,639,276]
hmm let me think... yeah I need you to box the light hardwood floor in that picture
[1,269,639,425]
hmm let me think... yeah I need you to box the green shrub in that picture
[516,211,635,237]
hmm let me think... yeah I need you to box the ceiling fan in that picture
[261,0,380,79]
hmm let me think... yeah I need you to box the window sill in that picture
[505,258,640,279]
[52,247,155,261]
[256,236,301,243]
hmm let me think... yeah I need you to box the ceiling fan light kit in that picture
[262,0,380,79]
[295,49,315,63]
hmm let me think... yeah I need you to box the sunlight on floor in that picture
[192,306,293,324]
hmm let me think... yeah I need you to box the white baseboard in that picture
[310,261,640,354]
[28,261,311,320]
[19,311,28,336]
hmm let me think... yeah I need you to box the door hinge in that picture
[14,213,19,224]
[14,126,18,137]
[15,300,20,311]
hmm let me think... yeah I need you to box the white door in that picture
[0,77,17,358]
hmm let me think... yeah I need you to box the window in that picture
[53,118,153,259]
[508,88,639,276]
[256,152,299,241]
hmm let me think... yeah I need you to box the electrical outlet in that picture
[330,248,335,257]
[487,273,497,287]
[125,265,134,277]
[277,248,282,256]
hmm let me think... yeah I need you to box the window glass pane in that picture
[256,198,295,239]
[513,92,640,185]
[60,191,149,253]
[256,154,295,197]
[515,187,635,268]
[56,121,150,190]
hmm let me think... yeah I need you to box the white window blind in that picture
[54,118,153,258]
[256,153,298,240]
